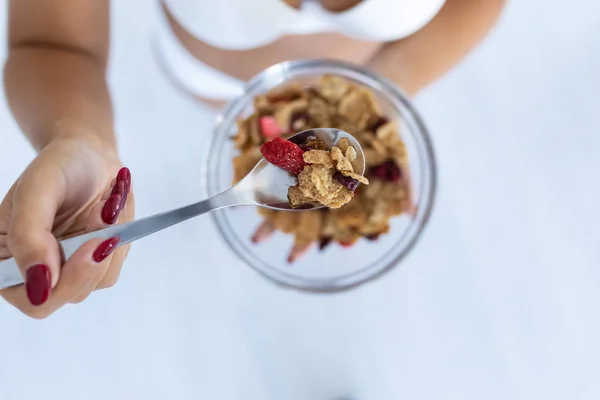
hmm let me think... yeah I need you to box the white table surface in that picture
[1,1,600,399]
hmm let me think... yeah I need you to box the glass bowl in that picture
[201,59,437,292]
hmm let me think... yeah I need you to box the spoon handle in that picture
[0,189,241,291]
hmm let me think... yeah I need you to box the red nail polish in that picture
[93,237,120,263]
[26,264,51,306]
[120,189,129,211]
[114,180,126,196]
[116,180,130,210]
[111,182,119,196]
[112,168,131,195]
[111,168,131,209]
[101,194,123,225]
[117,167,131,183]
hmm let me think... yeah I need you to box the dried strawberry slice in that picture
[259,116,285,139]
[260,137,306,175]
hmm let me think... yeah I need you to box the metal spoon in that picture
[0,128,365,290]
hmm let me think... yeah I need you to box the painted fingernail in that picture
[112,167,131,196]
[111,168,131,209]
[25,264,51,306]
[117,167,131,183]
[93,237,120,263]
[119,179,130,209]
[113,180,126,198]
[101,194,123,225]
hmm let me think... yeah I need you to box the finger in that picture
[72,168,131,303]
[69,236,122,303]
[251,221,275,243]
[0,180,18,235]
[0,182,18,259]
[68,205,118,303]
[95,190,135,292]
[287,241,313,263]
[72,168,132,301]
[7,164,66,306]
[94,244,130,292]
[99,167,131,226]
[72,168,132,303]
[0,237,117,319]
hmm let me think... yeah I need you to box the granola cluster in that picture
[288,138,369,208]
[232,75,413,262]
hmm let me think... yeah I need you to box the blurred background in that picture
[1,0,600,399]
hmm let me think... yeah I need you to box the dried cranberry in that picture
[319,237,332,251]
[290,112,311,131]
[333,172,360,192]
[366,234,380,241]
[369,160,402,183]
[368,117,389,133]
[298,135,317,151]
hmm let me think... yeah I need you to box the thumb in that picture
[7,165,65,306]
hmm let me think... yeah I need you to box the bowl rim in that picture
[204,58,438,293]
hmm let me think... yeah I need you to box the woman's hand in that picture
[0,134,134,318]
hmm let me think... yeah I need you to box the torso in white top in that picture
[164,0,447,50]
[156,0,447,100]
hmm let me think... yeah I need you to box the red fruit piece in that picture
[259,116,285,139]
[333,172,360,192]
[369,160,402,183]
[319,237,333,251]
[368,117,389,133]
[339,240,355,248]
[260,137,306,175]
[290,112,311,131]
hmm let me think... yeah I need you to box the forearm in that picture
[368,0,507,96]
[4,46,115,152]
[5,0,111,152]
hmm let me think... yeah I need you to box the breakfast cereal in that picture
[232,75,413,262]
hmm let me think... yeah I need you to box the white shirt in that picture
[155,0,447,99]
[164,0,447,50]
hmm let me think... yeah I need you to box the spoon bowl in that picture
[239,128,365,211]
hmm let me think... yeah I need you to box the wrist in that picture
[38,119,117,154]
